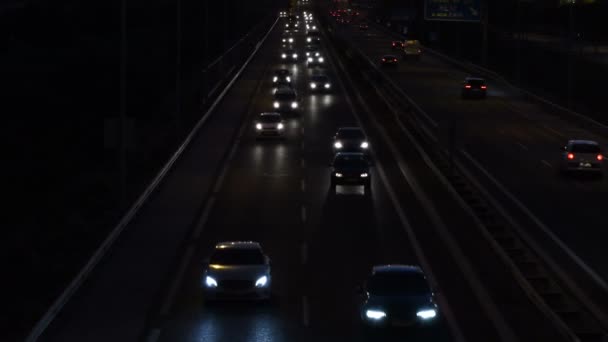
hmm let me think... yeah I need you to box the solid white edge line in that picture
[322,26,467,342]
[541,160,553,168]
[160,245,195,315]
[516,142,529,151]
[300,242,308,265]
[25,16,280,342]
[301,179,306,193]
[301,205,307,223]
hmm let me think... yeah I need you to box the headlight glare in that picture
[325,83,330,88]
[335,172,343,178]
[361,142,369,149]
[360,173,368,178]
[416,309,437,320]
[319,57,324,62]
[286,76,291,82]
[277,123,284,130]
[255,275,269,287]
[292,53,298,58]
[273,102,280,108]
[334,141,343,149]
[273,76,278,82]
[281,54,286,58]
[310,83,316,88]
[256,123,262,130]
[205,276,218,288]
[291,102,298,108]
[365,309,386,320]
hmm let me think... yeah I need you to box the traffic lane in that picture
[156,94,308,341]
[38,19,281,342]
[343,24,608,278]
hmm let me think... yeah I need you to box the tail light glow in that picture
[567,153,575,160]
[481,85,487,89]
[598,154,604,161]
[464,85,472,89]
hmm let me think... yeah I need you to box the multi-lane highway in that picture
[29,2,608,342]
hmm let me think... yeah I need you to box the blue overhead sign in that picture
[424,0,481,22]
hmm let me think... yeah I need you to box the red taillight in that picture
[392,43,395,46]
[393,58,397,62]
[382,58,386,61]
[464,85,472,89]
[481,85,487,89]
[567,153,575,160]
[598,154,604,161]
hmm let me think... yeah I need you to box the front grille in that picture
[219,280,253,291]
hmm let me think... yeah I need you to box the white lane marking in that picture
[301,205,307,223]
[300,242,308,265]
[325,39,467,342]
[302,296,310,327]
[301,179,306,192]
[160,245,195,315]
[145,328,161,342]
[192,197,216,239]
[541,124,567,139]
[516,142,529,151]
[301,158,306,168]
[301,127,305,135]
[301,140,305,150]
[541,160,553,168]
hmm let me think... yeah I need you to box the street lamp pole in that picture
[567,0,575,109]
[119,0,127,208]
[175,0,182,136]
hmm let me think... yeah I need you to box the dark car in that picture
[359,265,438,328]
[359,23,369,30]
[330,152,371,194]
[309,74,332,93]
[306,30,321,44]
[273,86,299,111]
[391,40,404,50]
[380,54,398,67]
[272,69,292,87]
[332,127,369,154]
[461,77,487,99]
[560,139,604,175]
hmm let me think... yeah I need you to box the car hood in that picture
[206,264,269,281]
[363,294,434,316]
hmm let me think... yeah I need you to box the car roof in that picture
[274,69,290,74]
[260,112,281,117]
[311,74,328,79]
[568,139,599,146]
[334,152,366,159]
[215,241,262,250]
[275,88,296,95]
[337,127,363,133]
[465,77,485,82]
[372,264,423,275]
[383,54,397,58]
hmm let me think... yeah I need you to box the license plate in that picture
[580,162,592,167]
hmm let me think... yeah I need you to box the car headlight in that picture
[286,76,291,82]
[277,123,284,130]
[360,173,368,178]
[285,24,289,28]
[334,141,343,149]
[310,83,316,89]
[335,172,343,177]
[416,309,437,320]
[318,57,324,62]
[273,76,278,82]
[291,102,298,108]
[361,142,369,149]
[307,57,313,62]
[274,101,280,108]
[365,309,386,320]
[205,276,218,288]
[292,53,298,58]
[307,37,311,42]
[306,51,310,56]
[289,38,294,43]
[315,52,320,57]
[255,275,269,287]
[281,53,286,58]
[256,123,262,130]
[313,25,317,30]
[325,83,330,88]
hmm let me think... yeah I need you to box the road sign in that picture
[424,0,481,22]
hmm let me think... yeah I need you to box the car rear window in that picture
[571,144,601,153]
[368,272,429,296]
[210,249,265,265]
[312,76,328,82]
[334,156,367,168]
[467,79,485,86]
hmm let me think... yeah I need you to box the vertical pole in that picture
[567,1,574,109]
[119,0,127,208]
[175,0,182,136]
[481,0,488,67]
[516,0,521,84]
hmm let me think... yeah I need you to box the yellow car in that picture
[402,40,422,59]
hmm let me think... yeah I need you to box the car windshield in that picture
[275,92,296,100]
[334,155,367,168]
[312,76,328,82]
[307,31,320,37]
[337,129,364,139]
[571,144,600,153]
[260,115,281,123]
[275,70,289,76]
[210,249,265,265]
[368,272,429,296]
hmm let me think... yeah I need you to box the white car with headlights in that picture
[280,48,298,62]
[305,47,321,58]
[272,69,292,87]
[202,241,271,300]
[273,86,299,111]
[333,127,369,155]
[309,74,331,92]
[255,112,285,138]
[358,265,438,328]
[281,34,295,45]
[306,54,325,67]
[306,30,321,44]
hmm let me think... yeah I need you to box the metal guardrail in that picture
[324,14,608,342]
[25,16,280,342]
